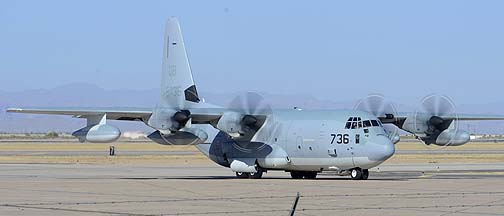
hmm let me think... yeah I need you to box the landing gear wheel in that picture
[248,168,264,179]
[361,169,369,180]
[350,168,363,180]
[303,171,318,179]
[290,171,304,179]
[236,172,249,179]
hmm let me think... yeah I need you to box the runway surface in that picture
[2,149,504,156]
[1,163,504,216]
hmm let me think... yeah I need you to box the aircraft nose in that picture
[369,135,395,162]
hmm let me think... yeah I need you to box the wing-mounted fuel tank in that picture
[147,128,208,145]
[205,131,290,170]
[72,114,121,143]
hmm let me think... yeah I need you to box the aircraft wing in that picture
[6,107,227,123]
[6,107,153,121]
[379,112,504,124]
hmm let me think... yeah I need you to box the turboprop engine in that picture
[402,94,470,146]
[216,112,264,138]
[72,124,121,143]
[147,108,208,145]
[215,92,271,141]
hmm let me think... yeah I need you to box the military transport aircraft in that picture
[7,17,504,180]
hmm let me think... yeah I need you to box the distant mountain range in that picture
[1,83,504,134]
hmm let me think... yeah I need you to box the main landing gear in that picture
[235,168,264,179]
[350,168,369,180]
[289,171,318,179]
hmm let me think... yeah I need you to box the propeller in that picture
[148,106,192,134]
[354,94,397,118]
[171,110,191,130]
[221,92,281,151]
[227,92,273,135]
[354,94,400,140]
[414,94,459,149]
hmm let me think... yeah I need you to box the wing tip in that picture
[6,108,22,113]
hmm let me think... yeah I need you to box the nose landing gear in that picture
[350,168,369,180]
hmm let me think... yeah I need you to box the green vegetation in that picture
[44,131,59,138]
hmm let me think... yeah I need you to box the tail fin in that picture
[160,17,200,109]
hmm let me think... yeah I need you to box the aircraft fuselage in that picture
[197,109,395,175]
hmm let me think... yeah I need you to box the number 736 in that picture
[330,133,349,144]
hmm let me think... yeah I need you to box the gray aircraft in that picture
[7,17,504,180]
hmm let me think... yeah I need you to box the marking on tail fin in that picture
[184,85,200,103]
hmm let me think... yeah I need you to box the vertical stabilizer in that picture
[160,17,200,109]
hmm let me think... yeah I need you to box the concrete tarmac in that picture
[1,163,504,216]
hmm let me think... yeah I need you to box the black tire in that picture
[249,168,264,179]
[290,171,304,179]
[350,168,363,180]
[236,172,249,179]
[303,171,318,179]
[361,169,369,180]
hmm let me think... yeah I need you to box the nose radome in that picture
[370,135,395,161]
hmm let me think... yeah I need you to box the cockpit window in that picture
[346,116,384,129]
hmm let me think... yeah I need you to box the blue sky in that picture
[1,0,503,105]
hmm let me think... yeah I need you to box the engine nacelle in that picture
[216,112,243,137]
[433,129,470,146]
[72,124,121,143]
[147,109,177,131]
[147,128,208,145]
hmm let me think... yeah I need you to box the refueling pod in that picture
[71,114,121,143]
[72,124,121,143]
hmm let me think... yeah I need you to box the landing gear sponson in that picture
[235,168,369,180]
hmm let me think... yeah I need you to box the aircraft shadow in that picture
[118,176,412,181]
